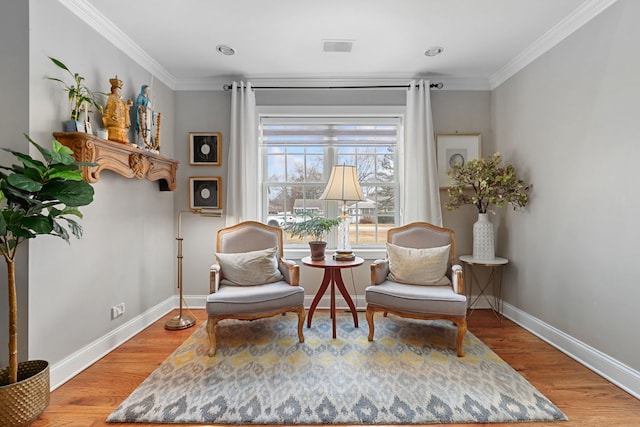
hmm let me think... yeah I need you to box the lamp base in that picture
[164,314,196,330]
[333,251,355,261]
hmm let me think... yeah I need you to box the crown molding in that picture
[490,0,619,89]
[58,0,177,89]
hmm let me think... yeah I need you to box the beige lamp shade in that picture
[319,165,365,202]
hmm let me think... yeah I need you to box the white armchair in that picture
[206,221,305,356]
[365,222,467,356]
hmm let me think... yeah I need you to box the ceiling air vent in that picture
[322,40,353,53]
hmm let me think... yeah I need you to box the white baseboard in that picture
[502,301,640,400]
[49,296,175,390]
[49,294,640,402]
[183,294,206,309]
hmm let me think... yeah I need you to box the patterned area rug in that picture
[107,312,567,424]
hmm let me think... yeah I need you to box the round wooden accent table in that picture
[302,256,364,338]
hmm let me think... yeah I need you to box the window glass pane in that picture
[306,153,324,183]
[266,153,285,182]
[267,186,286,215]
[284,186,326,245]
[285,153,305,182]
[376,148,395,182]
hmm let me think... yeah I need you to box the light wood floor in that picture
[33,309,640,427]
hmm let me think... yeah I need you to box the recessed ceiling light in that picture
[424,46,444,57]
[216,45,235,56]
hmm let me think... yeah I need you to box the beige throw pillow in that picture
[215,247,284,286]
[387,242,451,286]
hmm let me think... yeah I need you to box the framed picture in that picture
[436,133,482,188]
[189,132,221,166]
[189,176,221,210]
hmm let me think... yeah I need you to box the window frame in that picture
[257,105,404,256]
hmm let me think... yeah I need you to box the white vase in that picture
[473,213,495,260]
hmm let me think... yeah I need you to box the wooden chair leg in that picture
[296,306,306,343]
[366,306,375,341]
[455,318,467,357]
[207,317,219,357]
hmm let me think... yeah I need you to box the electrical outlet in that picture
[111,302,125,319]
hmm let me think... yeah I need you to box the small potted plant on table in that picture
[285,216,340,260]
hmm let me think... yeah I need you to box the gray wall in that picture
[22,0,176,365]
[492,0,640,370]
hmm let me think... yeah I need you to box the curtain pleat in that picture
[402,79,442,226]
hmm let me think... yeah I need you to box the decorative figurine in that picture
[102,77,133,144]
[135,84,161,152]
[135,84,150,137]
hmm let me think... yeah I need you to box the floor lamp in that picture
[165,209,221,330]
[319,165,365,261]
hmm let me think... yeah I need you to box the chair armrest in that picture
[452,264,464,295]
[370,259,389,285]
[210,263,220,293]
[279,258,300,286]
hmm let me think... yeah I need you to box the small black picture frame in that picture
[189,176,221,210]
[189,132,221,166]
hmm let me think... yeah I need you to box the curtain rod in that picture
[222,82,444,91]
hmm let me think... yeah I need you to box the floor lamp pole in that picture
[165,211,196,330]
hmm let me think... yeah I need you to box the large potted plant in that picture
[285,216,340,260]
[444,152,530,260]
[47,57,105,131]
[0,136,96,426]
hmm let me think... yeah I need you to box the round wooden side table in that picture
[302,256,363,338]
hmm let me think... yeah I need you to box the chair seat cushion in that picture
[215,246,284,286]
[206,281,304,316]
[365,281,467,317]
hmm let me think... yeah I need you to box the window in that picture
[259,108,401,247]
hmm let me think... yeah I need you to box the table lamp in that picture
[319,165,364,260]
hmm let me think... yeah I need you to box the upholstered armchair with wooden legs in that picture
[206,221,305,356]
[365,222,467,356]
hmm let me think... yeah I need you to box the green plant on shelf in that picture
[46,56,105,122]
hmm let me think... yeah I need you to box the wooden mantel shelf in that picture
[53,132,178,191]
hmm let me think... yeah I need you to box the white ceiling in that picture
[70,0,615,90]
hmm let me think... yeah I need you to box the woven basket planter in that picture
[0,360,50,427]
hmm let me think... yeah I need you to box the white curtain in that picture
[225,81,258,226]
[402,79,442,226]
